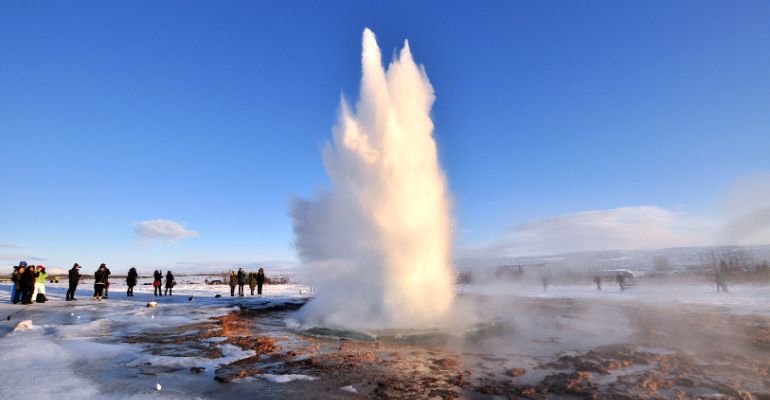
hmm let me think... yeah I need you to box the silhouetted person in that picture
[541,276,549,291]
[237,268,246,296]
[66,263,81,301]
[153,270,163,296]
[165,271,175,296]
[229,271,237,296]
[126,267,138,297]
[256,267,265,295]
[11,262,24,304]
[594,275,602,291]
[99,264,111,298]
[93,265,108,300]
[20,264,35,304]
[248,272,257,295]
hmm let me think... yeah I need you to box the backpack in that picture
[35,293,47,303]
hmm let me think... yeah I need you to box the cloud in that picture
[459,206,714,264]
[0,254,46,262]
[0,244,20,249]
[134,220,198,244]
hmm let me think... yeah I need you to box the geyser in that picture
[291,29,454,330]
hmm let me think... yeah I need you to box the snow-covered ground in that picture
[0,276,311,399]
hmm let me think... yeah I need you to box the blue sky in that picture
[2,1,769,272]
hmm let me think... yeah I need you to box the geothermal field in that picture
[1,278,769,399]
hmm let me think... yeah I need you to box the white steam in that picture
[291,29,454,330]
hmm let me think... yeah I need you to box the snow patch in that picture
[259,374,318,383]
[340,385,358,393]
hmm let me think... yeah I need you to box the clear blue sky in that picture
[2,1,769,272]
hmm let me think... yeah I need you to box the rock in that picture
[147,302,157,308]
[190,367,206,373]
[506,367,527,377]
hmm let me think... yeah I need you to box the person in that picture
[616,273,625,292]
[256,267,265,296]
[11,263,23,304]
[229,271,237,296]
[66,263,81,301]
[237,268,246,296]
[126,267,138,297]
[100,264,112,298]
[153,270,163,296]
[12,262,26,304]
[164,271,175,296]
[248,271,257,295]
[594,275,602,291]
[29,265,48,303]
[541,276,549,292]
[93,264,108,300]
[20,264,36,304]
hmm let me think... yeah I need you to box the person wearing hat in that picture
[31,265,49,302]
[20,264,36,304]
[66,263,81,301]
[93,264,108,300]
[11,262,25,304]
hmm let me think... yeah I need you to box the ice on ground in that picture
[258,373,318,383]
[340,385,358,393]
[13,319,34,331]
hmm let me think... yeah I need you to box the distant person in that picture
[126,267,138,297]
[66,263,81,301]
[256,267,265,295]
[716,261,729,293]
[237,268,246,296]
[229,271,237,296]
[93,265,108,300]
[594,275,602,291]
[164,271,175,296]
[153,270,163,296]
[101,264,112,298]
[616,273,625,292]
[31,265,48,302]
[20,264,36,304]
[248,271,257,296]
[541,276,549,291]
[11,262,23,304]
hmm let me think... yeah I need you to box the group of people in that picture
[10,261,49,304]
[150,270,176,296]
[9,261,270,303]
[229,267,265,296]
[65,262,112,301]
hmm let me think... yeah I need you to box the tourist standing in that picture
[229,271,237,296]
[164,271,175,296]
[248,271,257,295]
[256,267,265,296]
[20,265,36,304]
[126,267,138,297]
[153,270,163,296]
[101,264,111,298]
[31,265,48,302]
[93,265,108,300]
[66,263,81,301]
[11,263,23,304]
[237,268,246,296]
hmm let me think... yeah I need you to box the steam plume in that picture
[291,29,454,329]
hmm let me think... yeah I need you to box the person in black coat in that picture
[256,267,265,296]
[164,271,175,296]
[93,265,108,300]
[20,265,36,304]
[101,264,112,298]
[236,268,246,296]
[66,263,81,301]
[153,270,163,296]
[126,267,138,296]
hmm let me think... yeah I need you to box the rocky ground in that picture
[119,296,770,399]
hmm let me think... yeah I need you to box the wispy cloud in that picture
[458,206,715,265]
[0,254,46,262]
[0,244,20,249]
[134,219,198,244]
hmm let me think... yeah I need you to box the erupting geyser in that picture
[291,29,454,330]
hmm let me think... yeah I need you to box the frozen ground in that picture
[1,278,769,399]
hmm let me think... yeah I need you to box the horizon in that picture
[2,1,769,273]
